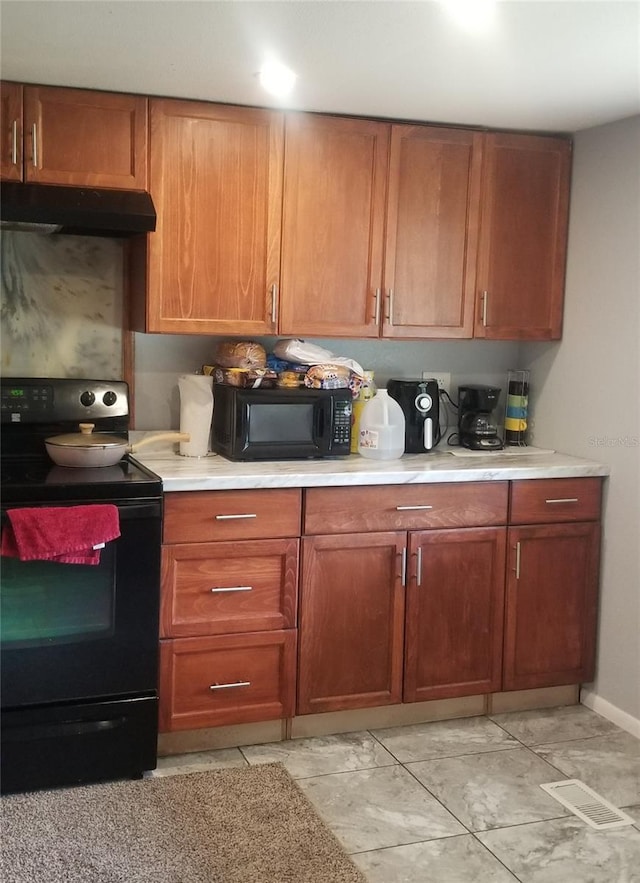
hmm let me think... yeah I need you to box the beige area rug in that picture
[1,762,367,883]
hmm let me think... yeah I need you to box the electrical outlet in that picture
[422,371,451,393]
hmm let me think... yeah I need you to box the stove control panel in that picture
[1,378,129,423]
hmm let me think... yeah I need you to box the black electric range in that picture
[0,377,163,794]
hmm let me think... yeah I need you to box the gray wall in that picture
[522,115,640,729]
[132,333,519,432]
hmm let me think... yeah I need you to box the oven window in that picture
[248,403,314,443]
[0,545,115,648]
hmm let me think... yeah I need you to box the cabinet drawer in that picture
[163,489,301,543]
[159,630,296,732]
[161,539,298,638]
[510,478,602,524]
[304,482,508,534]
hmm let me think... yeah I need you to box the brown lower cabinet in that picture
[404,527,507,703]
[298,483,509,715]
[298,526,507,714]
[159,477,603,732]
[298,532,406,714]
[159,489,300,733]
[503,478,602,691]
[503,521,600,691]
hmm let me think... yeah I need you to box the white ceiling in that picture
[1,0,639,133]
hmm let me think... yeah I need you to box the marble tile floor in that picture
[154,705,640,882]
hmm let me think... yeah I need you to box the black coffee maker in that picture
[387,378,440,452]
[458,385,503,450]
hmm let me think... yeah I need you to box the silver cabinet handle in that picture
[545,498,579,504]
[11,120,18,165]
[209,681,251,691]
[481,290,488,326]
[401,547,407,586]
[385,288,394,324]
[514,542,521,580]
[31,123,38,168]
[416,546,423,587]
[210,585,252,593]
[396,505,433,511]
[271,283,278,325]
[372,288,382,324]
[214,513,257,520]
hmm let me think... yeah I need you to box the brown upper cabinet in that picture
[280,118,570,341]
[474,133,572,340]
[279,118,482,340]
[4,82,571,341]
[279,114,389,338]
[142,99,284,335]
[382,125,482,339]
[1,83,148,189]
[1,82,23,181]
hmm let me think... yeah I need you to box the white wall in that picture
[522,115,640,731]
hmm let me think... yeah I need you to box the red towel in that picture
[1,505,121,566]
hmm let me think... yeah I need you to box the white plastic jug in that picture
[357,389,405,460]
[178,374,214,457]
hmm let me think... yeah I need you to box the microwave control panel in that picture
[332,399,353,449]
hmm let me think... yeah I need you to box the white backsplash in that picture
[1,231,124,379]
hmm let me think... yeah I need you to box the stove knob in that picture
[80,390,95,407]
[103,390,117,406]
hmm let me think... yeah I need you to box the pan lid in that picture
[45,423,126,449]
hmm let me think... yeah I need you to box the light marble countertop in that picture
[130,436,609,492]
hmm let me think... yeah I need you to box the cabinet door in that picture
[383,125,482,339]
[147,99,283,334]
[279,114,389,338]
[23,86,148,189]
[1,82,22,181]
[404,527,506,702]
[475,133,571,340]
[298,532,405,714]
[503,523,600,690]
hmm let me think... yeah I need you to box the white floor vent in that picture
[540,780,636,830]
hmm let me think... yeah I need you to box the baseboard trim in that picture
[580,689,640,738]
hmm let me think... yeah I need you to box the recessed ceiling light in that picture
[257,60,297,99]
[439,0,498,33]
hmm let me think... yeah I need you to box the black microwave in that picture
[211,385,353,460]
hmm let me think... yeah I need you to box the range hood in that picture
[0,182,156,236]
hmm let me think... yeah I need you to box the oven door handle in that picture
[2,501,162,523]
[116,501,162,520]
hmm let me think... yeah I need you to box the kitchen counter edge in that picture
[132,447,610,493]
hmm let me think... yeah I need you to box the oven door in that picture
[0,498,162,709]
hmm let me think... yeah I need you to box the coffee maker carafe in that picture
[458,385,503,450]
[387,378,440,452]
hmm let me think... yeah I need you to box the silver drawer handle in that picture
[215,513,257,520]
[396,505,433,511]
[209,681,251,691]
[210,585,253,593]
[545,498,579,504]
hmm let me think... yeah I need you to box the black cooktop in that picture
[0,455,162,505]
[1,377,162,504]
